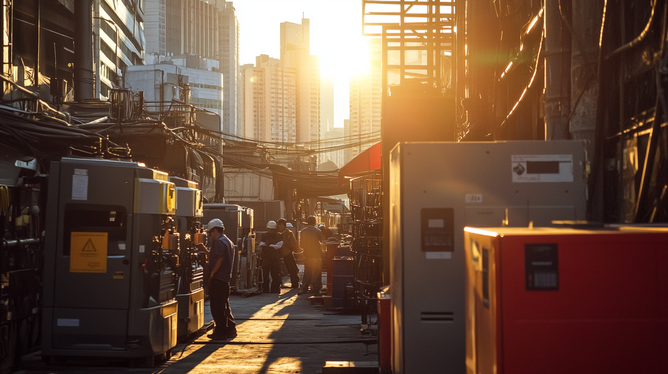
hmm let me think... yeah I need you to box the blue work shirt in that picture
[210,234,234,282]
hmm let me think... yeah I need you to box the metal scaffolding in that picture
[362,0,461,92]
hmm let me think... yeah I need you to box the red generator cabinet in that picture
[464,226,668,374]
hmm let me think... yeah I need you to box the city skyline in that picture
[234,0,369,129]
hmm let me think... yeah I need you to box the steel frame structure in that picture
[362,0,462,94]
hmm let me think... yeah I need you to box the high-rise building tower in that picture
[239,63,254,138]
[144,0,166,57]
[321,126,345,168]
[243,55,297,143]
[321,77,335,139]
[144,0,241,136]
[146,0,219,60]
[164,0,219,59]
[217,1,240,137]
[348,38,382,159]
[280,18,321,144]
[92,0,146,99]
[242,64,265,140]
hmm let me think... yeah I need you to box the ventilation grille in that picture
[420,312,454,323]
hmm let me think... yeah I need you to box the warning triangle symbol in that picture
[82,238,96,252]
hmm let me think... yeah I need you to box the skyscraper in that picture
[144,0,166,57]
[144,0,241,136]
[348,38,382,160]
[163,0,219,60]
[218,1,240,137]
[243,55,297,143]
[92,0,146,99]
[321,126,345,168]
[239,63,253,138]
[280,18,321,144]
[321,77,335,139]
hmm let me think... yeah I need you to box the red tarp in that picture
[338,141,381,186]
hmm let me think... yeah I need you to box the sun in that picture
[315,31,372,81]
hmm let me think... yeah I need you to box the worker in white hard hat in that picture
[258,220,283,293]
[277,218,300,289]
[196,218,237,340]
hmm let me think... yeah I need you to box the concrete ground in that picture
[18,272,379,374]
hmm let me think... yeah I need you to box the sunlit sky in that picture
[233,0,368,129]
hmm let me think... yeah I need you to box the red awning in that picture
[338,141,381,186]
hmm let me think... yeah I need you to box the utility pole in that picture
[74,0,94,101]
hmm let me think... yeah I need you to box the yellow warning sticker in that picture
[70,232,108,273]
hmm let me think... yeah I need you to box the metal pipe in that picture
[3,238,41,248]
[570,0,603,160]
[544,0,571,140]
[35,0,40,89]
[74,0,94,101]
[9,0,12,78]
[589,0,609,222]
[94,0,100,98]
[617,1,626,220]
[160,69,164,114]
[1,1,4,75]
[1,0,7,76]
[606,0,659,60]
[634,2,668,222]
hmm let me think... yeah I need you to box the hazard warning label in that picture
[70,232,108,273]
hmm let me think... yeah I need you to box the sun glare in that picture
[316,33,372,81]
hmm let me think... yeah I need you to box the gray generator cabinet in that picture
[42,158,179,361]
[239,206,256,290]
[389,141,587,374]
[170,177,205,339]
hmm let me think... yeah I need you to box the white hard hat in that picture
[286,222,294,228]
[266,220,277,229]
[207,218,224,231]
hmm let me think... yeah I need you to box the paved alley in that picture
[19,283,378,374]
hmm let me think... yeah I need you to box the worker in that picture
[259,220,283,293]
[299,216,324,295]
[197,218,237,340]
[277,218,300,289]
[318,223,333,240]
[286,222,301,254]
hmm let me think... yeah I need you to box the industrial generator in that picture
[389,140,588,374]
[239,205,256,290]
[42,158,181,363]
[464,225,668,374]
[169,176,206,339]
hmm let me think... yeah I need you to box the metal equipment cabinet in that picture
[170,177,206,339]
[203,203,256,291]
[349,175,383,317]
[389,141,587,374]
[464,226,668,374]
[42,158,179,362]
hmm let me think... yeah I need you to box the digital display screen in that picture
[526,161,560,174]
[421,208,454,252]
[525,243,559,291]
[428,219,444,228]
